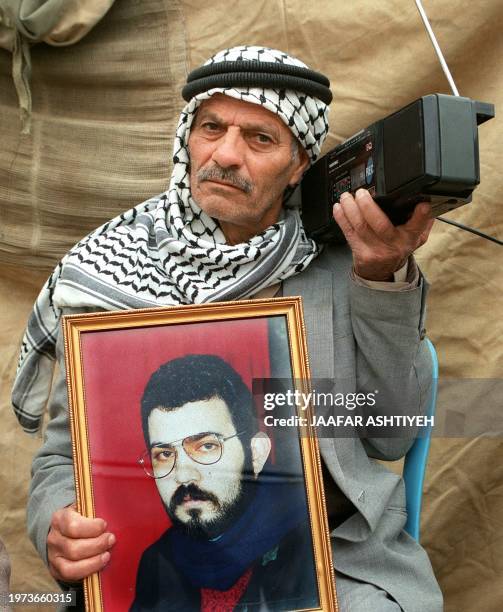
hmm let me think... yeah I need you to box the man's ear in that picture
[289,146,310,187]
[250,432,272,477]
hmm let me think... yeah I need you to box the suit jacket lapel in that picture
[283,265,334,379]
[283,266,347,487]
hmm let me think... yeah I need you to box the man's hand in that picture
[333,189,435,281]
[47,504,115,582]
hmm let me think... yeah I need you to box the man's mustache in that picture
[197,165,253,194]
[169,483,221,512]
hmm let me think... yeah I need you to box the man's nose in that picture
[173,450,200,484]
[211,127,245,168]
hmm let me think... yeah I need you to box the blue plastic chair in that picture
[403,338,438,541]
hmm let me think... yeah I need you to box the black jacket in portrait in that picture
[130,521,319,611]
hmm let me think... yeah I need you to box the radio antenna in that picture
[414,0,460,96]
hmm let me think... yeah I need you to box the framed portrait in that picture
[64,297,338,611]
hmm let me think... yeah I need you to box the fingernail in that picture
[355,188,368,198]
[340,192,351,201]
[333,202,340,212]
[101,552,111,565]
[108,534,116,547]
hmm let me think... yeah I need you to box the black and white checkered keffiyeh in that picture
[12,45,330,433]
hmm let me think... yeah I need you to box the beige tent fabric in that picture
[0,0,188,268]
[0,537,12,611]
[0,0,502,610]
[0,0,116,134]
[0,0,115,49]
[42,0,116,47]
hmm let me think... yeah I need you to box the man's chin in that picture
[175,501,217,525]
[169,507,225,540]
[165,492,249,540]
[192,188,249,216]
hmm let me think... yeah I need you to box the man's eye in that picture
[199,442,219,452]
[255,133,273,144]
[153,449,174,462]
[201,122,220,132]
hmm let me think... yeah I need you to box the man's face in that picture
[148,397,247,537]
[188,94,308,245]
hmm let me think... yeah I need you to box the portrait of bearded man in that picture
[132,353,318,611]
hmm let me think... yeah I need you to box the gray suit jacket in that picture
[283,244,442,611]
[27,243,442,611]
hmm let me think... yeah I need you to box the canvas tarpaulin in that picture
[0,0,502,610]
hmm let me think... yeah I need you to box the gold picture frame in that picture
[64,297,338,611]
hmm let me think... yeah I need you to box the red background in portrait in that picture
[79,317,272,611]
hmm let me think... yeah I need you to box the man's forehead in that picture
[148,396,235,443]
[195,94,290,133]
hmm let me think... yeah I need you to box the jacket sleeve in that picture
[349,266,433,461]
[26,323,76,565]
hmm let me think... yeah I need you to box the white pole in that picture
[414,0,460,96]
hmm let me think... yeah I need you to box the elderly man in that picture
[13,46,442,611]
[132,353,317,611]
